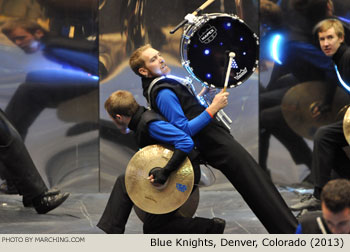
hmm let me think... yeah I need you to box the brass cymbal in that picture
[133,186,200,222]
[343,106,350,145]
[125,144,194,214]
[281,81,349,139]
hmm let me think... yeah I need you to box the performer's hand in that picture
[148,167,170,185]
[310,101,331,118]
[207,89,229,115]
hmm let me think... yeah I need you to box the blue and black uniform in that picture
[142,76,298,233]
[97,106,224,234]
[259,0,340,174]
[4,35,99,140]
[312,43,350,199]
[295,211,331,234]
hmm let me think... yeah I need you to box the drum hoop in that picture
[180,13,238,74]
[180,13,259,88]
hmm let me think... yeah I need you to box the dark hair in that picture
[321,179,350,213]
[260,0,283,28]
[291,0,332,24]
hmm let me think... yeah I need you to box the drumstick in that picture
[170,0,216,34]
[192,0,216,16]
[223,52,235,92]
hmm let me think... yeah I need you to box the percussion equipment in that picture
[125,145,194,214]
[133,186,200,222]
[170,0,216,34]
[281,81,349,139]
[180,13,259,89]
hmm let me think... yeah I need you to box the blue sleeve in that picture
[156,89,212,136]
[148,121,194,153]
[295,224,302,234]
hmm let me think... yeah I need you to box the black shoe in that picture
[23,188,61,207]
[33,191,70,214]
[290,195,321,211]
[0,181,18,194]
[209,217,226,234]
[23,196,33,207]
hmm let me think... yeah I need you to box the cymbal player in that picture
[291,18,350,212]
[97,89,228,234]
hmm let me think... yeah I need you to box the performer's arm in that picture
[148,120,194,153]
[295,224,302,234]
[156,89,227,136]
[147,120,193,184]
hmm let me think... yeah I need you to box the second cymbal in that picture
[125,144,194,214]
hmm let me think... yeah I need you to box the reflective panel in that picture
[259,0,350,184]
[99,0,259,191]
[0,0,100,192]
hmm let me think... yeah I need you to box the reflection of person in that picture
[259,0,339,177]
[0,19,99,194]
[1,19,99,140]
[296,179,350,234]
[269,0,338,112]
[291,18,350,211]
[0,109,69,214]
[97,90,228,234]
[259,74,312,176]
[259,0,313,176]
[129,44,298,233]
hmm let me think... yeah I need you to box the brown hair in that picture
[129,44,152,77]
[314,18,344,39]
[260,0,283,28]
[2,19,47,37]
[321,179,350,213]
[104,90,139,117]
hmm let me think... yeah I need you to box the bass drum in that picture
[180,13,259,88]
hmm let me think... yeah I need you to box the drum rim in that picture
[180,13,259,89]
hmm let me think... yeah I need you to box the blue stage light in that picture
[270,34,283,64]
[335,65,350,93]
[337,16,350,24]
[204,49,210,55]
[206,73,212,79]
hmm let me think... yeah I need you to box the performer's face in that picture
[7,27,43,53]
[318,27,344,57]
[322,202,350,234]
[113,115,131,134]
[139,48,171,77]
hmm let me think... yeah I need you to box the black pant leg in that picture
[312,121,350,198]
[260,106,312,167]
[195,122,298,233]
[0,109,47,200]
[5,73,97,140]
[98,174,223,234]
[97,174,134,234]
